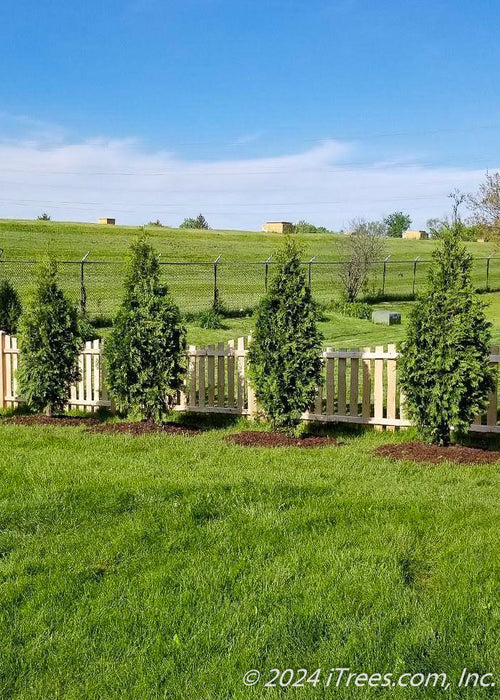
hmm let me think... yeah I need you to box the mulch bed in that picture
[374,440,500,465]
[4,415,99,427]
[225,431,338,448]
[3,415,202,436]
[87,421,203,436]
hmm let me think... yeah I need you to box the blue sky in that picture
[1,0,500,230]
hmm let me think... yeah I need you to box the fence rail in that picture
[1,332,499,433]
[1,255,500,317]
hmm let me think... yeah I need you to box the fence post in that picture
[247,335,257,416]
[264,255,272,292]
[412,256,420,297]
[80,251,90,313]
[0,331,5,408]
[308,256,316,289]
[213,255,221,308]
[382,256,390,296]
[486,255,492,291]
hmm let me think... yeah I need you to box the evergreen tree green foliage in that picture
[293,220,330,234]
[18,260,82,415]
[399,228,494,446]
[179,214,210,229]
[0,279,22,334]
[106,236,186,423]
[248,237,323,432]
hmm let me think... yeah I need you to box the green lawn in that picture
[0,420,499,699]
[186,293,500,347]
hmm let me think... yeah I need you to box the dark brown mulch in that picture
[373,440,500,465]
[87,421,203,436]
[4,415,99,427]
[225,431,338,448]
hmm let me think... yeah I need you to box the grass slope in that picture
[0,218,498,261]
[1,218,499,347]
[0,421,498,698]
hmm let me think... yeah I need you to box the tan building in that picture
[262,221,294,234]
[98,217,116,225]
[402,229,429,240]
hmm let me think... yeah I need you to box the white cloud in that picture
[0,133,494,230]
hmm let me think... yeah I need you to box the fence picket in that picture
[0,332,5,408]
[227,340,235,409]
[247,335,257,416]
[362,347,372,418]
[337,353,347,416]
[386,343,397,432]
[374,345,384,431]
[5,335,13,408]
[218,342,225,407]
[237,337,245,411]
[487,345,499,427]
[188,345,197,408]
[85,341,93,412]
[198,349,206,408]
[11,336,19,408]
[92,340,100,410]
[207,345,215,406]
[314,385,323,415]
[325,348,334,415]
[350,351,359,417]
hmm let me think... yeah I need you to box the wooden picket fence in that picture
[0,331,499,433]
[0,334,112,412]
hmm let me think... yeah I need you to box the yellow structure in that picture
[262,221,294,234]
[402,229,429,240]
[98,217,116,225]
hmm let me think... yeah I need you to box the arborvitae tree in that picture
[106,235,186,423]
[399,227,494,446]
[18,260,82,415]
[248,237,323,432]
[0,279,22,334]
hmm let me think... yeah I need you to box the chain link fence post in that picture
[213,255,221,308]
[382,255,390,296]
[308,257,316,289]
[80,251,89,314]
[486,254,492,291]
[412,256,420,297]
[264,255,272,292]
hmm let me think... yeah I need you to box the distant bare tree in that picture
[339,219,386,302]
[468,172,500,240]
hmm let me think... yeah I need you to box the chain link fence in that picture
[1,256,499,319]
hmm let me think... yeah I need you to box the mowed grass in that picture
[2,218,498,261]
[0,421,499,699]
[187,292,500,347]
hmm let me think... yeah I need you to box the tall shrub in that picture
[18,260,82,415]
[0,279,22,334]
[399,228,494,445]
[248,237,323,432]
[106,236,186,423]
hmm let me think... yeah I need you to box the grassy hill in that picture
[1,218,499,347]
[0,218,498,261]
